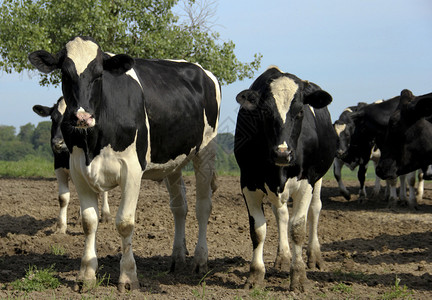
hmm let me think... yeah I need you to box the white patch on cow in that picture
[57,98,67,115]
[278,141,288,151]
[334,123,347,137]
[70,131,142,192]
[126,69,142,90]
[267,65,283,72]
[270,77,299,123]
[343,107,353,113]
[66,37,99,76]
[308,105,316,117]
[143,150,194,180]
[374,99,384,104]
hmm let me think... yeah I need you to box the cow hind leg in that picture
[100,191,111,223]
[191,143,216,274]
[271,202,291,272]
[307,179,323,270]
[357,163,368,202]
[333,158,350,200]
[289,181,313,292]
[55,168,70,234]
[165,171,189,272]
[243,188,266,289]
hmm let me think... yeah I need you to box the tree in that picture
[0,0,261,86]
[18,123,36,144]
[0,125,16,141]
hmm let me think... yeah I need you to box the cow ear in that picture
[236,90,260,110]
[32,105,53,117]
[28,50,59,74]
[103,54,135,75]
[304,90,332,109]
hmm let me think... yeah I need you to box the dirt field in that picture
[0,175,431,299]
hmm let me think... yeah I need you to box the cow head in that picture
[376,89,432,179]
[236,67,332,167]
[33,96,68,153]
[28,36,134,130]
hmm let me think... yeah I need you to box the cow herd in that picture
[27,36,431,293]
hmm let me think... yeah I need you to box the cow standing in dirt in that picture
[234,66,337,291]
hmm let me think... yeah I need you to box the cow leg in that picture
[371,160,382,198]
[192,143,216,274]
[416,170,424,204]
[116,173,142,292]
[307,178,322,270]
[271,202,290,271]
[289,180,313,292]
[100,191,111,223]
[55,168,70,234]
[357,163,367,202]
[164,171,188,272]
[243,188,266,289]
[333,158,350,200]
[72,179,100,291]
[386,178,398,207]
[406,171,418,209]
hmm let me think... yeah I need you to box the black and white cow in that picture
[336,97,413,205]
[333,102,379,200]
[33,97,110,234]
[376,89,432,207]
[29,36,221,291]
[234,66,337,291]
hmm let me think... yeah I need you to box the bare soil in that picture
[0,175,431,299]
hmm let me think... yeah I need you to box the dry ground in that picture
[0,175,431,299]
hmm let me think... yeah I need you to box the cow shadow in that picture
[0,214,56,237]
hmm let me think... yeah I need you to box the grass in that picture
[381,276,414,300]
[50,244,67,256]
[10,265,60,292]
[0,156,54,178]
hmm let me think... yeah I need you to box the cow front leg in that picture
[243,188,266,289]
[289,181,313,292]
[307,179,322,270]
[100,191,111,223]
[192,144,216,274]
[116,176,141,292]
[271,202,290,271]
[357,163,368,201]
[73,186,99,291]
[165,171,188,272]
[333,158,350,200]
[55,168,70,234]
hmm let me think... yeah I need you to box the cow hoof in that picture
[244,275,265,290]
[307,252,322,270]
[55,224,67,234]
[118,281,140,293]
[341,190,351,200]
[274,254,291,272]
[170,256,187,273]
[73,279,97,293]
[192,259,208,275]
[100,213,111,224]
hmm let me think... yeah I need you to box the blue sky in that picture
[1,0,431,133]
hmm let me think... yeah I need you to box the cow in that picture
[336,97,414,206]
[234,66,337,291]
[333,102,381,200]
[32,97,111,234]
[376,89,432,208]
[28,36,221,292]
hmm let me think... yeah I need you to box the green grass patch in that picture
[10,265,60,292]
[323,163,377,182]
[381,276,413,300]
[0,156,54,178]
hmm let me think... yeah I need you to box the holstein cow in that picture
[339,97,410,205]
[234,66,337,291]
[33,97,111,234]
[376,89,432,208]
[333,102,380,200]
[29,36,221,291]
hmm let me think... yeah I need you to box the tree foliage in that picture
[0,0,261,86]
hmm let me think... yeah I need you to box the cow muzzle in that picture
[76,107,95,128]
[274,142,294,167]
[52,138,68,153]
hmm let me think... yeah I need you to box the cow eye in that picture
[296,110,304,119]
